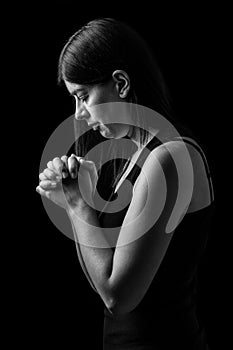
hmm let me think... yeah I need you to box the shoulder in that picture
[144,139,193,170]
[133,140,193,194]
[140,138,213,213]
[119,140,194,244]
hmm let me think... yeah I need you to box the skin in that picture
[66,70,133,139]
[37,69,151,207]
[37,69,212,315]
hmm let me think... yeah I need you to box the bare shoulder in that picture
[142,139,212,212]
[133,139,193,194]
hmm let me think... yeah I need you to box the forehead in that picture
[64,81,88,95]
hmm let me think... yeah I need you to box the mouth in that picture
[88,123,100,131]
[90,123,113,136]
[92,123,108,132]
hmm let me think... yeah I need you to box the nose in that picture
[74,96,89,121]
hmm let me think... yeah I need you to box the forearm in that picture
[66,200,115,309]
[70,217,99,294]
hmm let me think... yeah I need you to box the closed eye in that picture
[70,94,88,103]
[78,95,88,103]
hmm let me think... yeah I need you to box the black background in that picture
[12,3,226,349]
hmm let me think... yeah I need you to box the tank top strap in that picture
[125,135,163,187]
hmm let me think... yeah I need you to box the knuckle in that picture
[61,155,68,162]
[53,157,63,170]
[47,160,53,168]
[39,180,47,188]
[53,157,61,164]
[44,168,52,176]
[39,173,45,180]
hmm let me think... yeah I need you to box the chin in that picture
[99,123,129,139]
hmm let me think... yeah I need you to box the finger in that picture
[79,159,94,169]
[39,180,57,189]
[39,172,47,181]
[68,154,85,163]
[52,157,64,176]
[79,159,98,189]
[61,155,69,178]
[68,155,79,179]
[71,154,84,172]
[47,160,56,172]
[79,159,98,177]
[43,168,58,180]
[36,186,51,199]
[61,155,68,166]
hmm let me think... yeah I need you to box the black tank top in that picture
[97,136,214,349]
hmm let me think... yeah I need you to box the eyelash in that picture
[78,95,88,103]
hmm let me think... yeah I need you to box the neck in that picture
[127,126,154,152]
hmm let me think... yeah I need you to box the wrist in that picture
[66,197,94,214]
[67,199,99,228]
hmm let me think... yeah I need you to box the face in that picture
[65,79,133,139]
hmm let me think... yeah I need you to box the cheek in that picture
[96,84,120,106]
[93,87,115,104]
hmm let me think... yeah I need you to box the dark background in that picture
[12,3,225,349]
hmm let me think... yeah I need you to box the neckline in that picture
[114,135,159,194]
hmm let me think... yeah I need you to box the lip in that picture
[89,123,102,131]
[89,123,99,129]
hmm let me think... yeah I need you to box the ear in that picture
[112,70,130,99]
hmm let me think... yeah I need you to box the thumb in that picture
[78,158,98,190]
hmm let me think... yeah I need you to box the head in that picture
[64,69,134,140]
[58,18,180,188]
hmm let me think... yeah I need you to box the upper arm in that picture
[108,142,194,314]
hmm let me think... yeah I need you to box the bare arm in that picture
[37,155,116,311]
[37,142,193,315]
[66,142,194,315]
[68,212,99,294]
[66,200,115,311]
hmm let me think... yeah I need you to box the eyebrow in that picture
[70,88,86,96]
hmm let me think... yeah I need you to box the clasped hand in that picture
[36,154,98,210]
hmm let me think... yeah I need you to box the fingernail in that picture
[51,182,57,186]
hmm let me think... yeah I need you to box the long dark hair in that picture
[58,18,193,193]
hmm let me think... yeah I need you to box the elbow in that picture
[106,298,134,316]
[104,295,120,315]
[103,282,139,316]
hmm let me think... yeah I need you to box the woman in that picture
[36,18,214,349]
